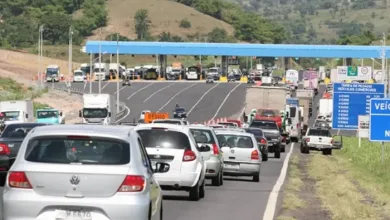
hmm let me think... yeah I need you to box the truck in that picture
[296,90,313,135]
[93,63,109,81]
[0,100,34,125]
[80,63,91,75]
[45,65,60,82]
[303,70,319,95]
[285,69,299,89]
[36,108,65,124]
[79,94,117,125]
[319,98,333,117]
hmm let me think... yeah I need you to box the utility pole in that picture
[68,26,73,87]
[116,33,120,113]
[110,35,113,64]
[38,25,44,87]
[381,33,387,164]
[98,28,102,94]
[90,52,92,94]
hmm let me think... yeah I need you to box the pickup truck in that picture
[300,127,342,155]
[249,119,282,158]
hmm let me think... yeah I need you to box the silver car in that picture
[215,130,261,182]
[188,125,224,186]
[2,125,169,220]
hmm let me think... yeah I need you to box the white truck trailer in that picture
[79,94,117,125]
[0,100,34,124]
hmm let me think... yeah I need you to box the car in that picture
[72,70,86,83]
[2,125,170,220]
[215,130,261,182]
[244,127,269,161]
[173,107,187,118]
[122,77,131,86]
[313,119,331,130]
[218,122,238,127]
[208,124,225,129]
[279,127,287,152]
[247,77,255,84]
[152,118,189,125]
[188,125,224,186]
[135,123,209,201]
[228,75,236,82]
[0,122,50,186]
[206,76,214,84]
[214,127,246,133]
[301,127,343,155]
[249,120,282,158]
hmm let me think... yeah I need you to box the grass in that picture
[87,0,235,40]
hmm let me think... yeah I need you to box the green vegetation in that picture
[0,78,47,101]
[179,19,192,28]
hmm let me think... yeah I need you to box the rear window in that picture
[153,120,181,125]
[25,137,130,165]
[289,107,296,118]
[216,134,253,148]
[307,129,331,137]
[190,129,216,144]
[250,121,277,129]
[137,129,191,150]
[245,128,263,137]
[1,124,47,138]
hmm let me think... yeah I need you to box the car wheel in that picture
[274,145,281,158]
[323,148,332,155]
[253,173,260,182]
[211,171,222,186]
[199,179,205,198]
[220,170,224,185]
[281,145,286,153]
[189,180,200,201]
[262,151,268,161]
[160,202,163,220]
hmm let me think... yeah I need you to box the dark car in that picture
[122,76,131,86]
[279,127,288,152]
[228,74,236,82]
[0,123,50,185]
[173,107,187,118]
[249,120,282,158]
[244,127,268,161]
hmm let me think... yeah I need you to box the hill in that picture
[87,0,235,40]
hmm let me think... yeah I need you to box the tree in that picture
[41,12,72,44]
[207,28,230,42]
[179,19,191,28]
[134,9,151,40]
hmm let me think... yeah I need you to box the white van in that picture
[285,105,302,142]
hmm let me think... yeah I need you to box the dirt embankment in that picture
[0,49,82,123]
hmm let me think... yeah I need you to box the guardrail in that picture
[44,84,127,120]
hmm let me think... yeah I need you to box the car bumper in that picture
[154,172,199,188]
[223,161,261,176]
[307,144,332,150]
[2,189,152,220]
[205,158,222,177]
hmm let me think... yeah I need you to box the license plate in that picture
[55,210,92,220]
[316,145,323,148]
[224,164,239,169]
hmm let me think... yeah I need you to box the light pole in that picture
[98,28,102,94]
[38,25,44,87]
[116,33,120,113]
[68,26,73,87]
[90,52,107,94]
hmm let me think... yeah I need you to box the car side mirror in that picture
[79,110,82,117]
[198,145,211,152]
[154,162,170,173]
[59,112,63,116]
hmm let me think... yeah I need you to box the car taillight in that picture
[183,150,196,162]
[0,143,10,155]
[212,144,219,155]
[331,139,334,144]
[251,150,259,160]
[259,138,267,144]
[117,175,145,192]
[306,138,310,142]
[8,172,32,189]
[282,136,286,141]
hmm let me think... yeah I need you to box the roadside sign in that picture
[369,98,390,142]
[332,83,385,130]
[144,112,169,123]
[357,115,369,138]
[337,66,372,80]
[286,98,299,106]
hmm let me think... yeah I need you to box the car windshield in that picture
[46,68,58,75]
[25,136,130,164]
[74,71,83,76]
[307,129,331,137]
[250,121,277,129]
[2,111,20,121]
[244,128,264,137]
[259,109,277,116]
[137,129,191,150]
[190,129,216,144]
[188,67,198,72]
[37,111,58,118]
[216,134,253,148]
[83,108,108,118]
[1,124,47,138]
[175,108,185,112]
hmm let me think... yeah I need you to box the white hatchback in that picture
[135,123,208,201]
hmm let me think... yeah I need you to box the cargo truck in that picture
[296,90,313,136]
[79,94,117,125]
[0,100,34,125]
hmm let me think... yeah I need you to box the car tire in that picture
[262,152,268,161]
[211,171,222,186]
[274,145,281,158]
[281,145,286,153]
[220,170,224,185]
[253,173,260,182]
[323,148,332,155]
[199,179,205,198]
[189,180,200,201]
[0,174,5,186]
[160,202,163,220]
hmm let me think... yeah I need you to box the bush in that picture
[179,19,192,28]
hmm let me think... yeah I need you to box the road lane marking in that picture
[210,83,241,120]
[263,143,295,220]
[127,83,155,100]
[101,82,110,91]
[157,83,197,111]
[143,83,175,103]
[83,81,87,91]
[114,85,132,94]
[187,83,220,116]
[116,105,131,123]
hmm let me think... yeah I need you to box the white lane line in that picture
[263,143,295,220]
[116,105,131,123]
[114,85,129,95]
[210,83,241,120]
[127,83,155,100]
[187,83,220,116]
[143,83,175,103]
[157,83,198,111]
[236,107,246,120]
[83,81,87,91]
[101,82,110,91]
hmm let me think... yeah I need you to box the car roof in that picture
[29,125,134,139]
[153,119,184,122]
[6,123,50,126]
[214,130,252,136]
[136,123,190,132]
[186,125,213,130]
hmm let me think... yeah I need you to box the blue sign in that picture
[332,83,385,130]
[287,98,299,106]
[369,98,390,142]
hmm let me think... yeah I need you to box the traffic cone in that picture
[224,117,227,122]
[216,118,220,123]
